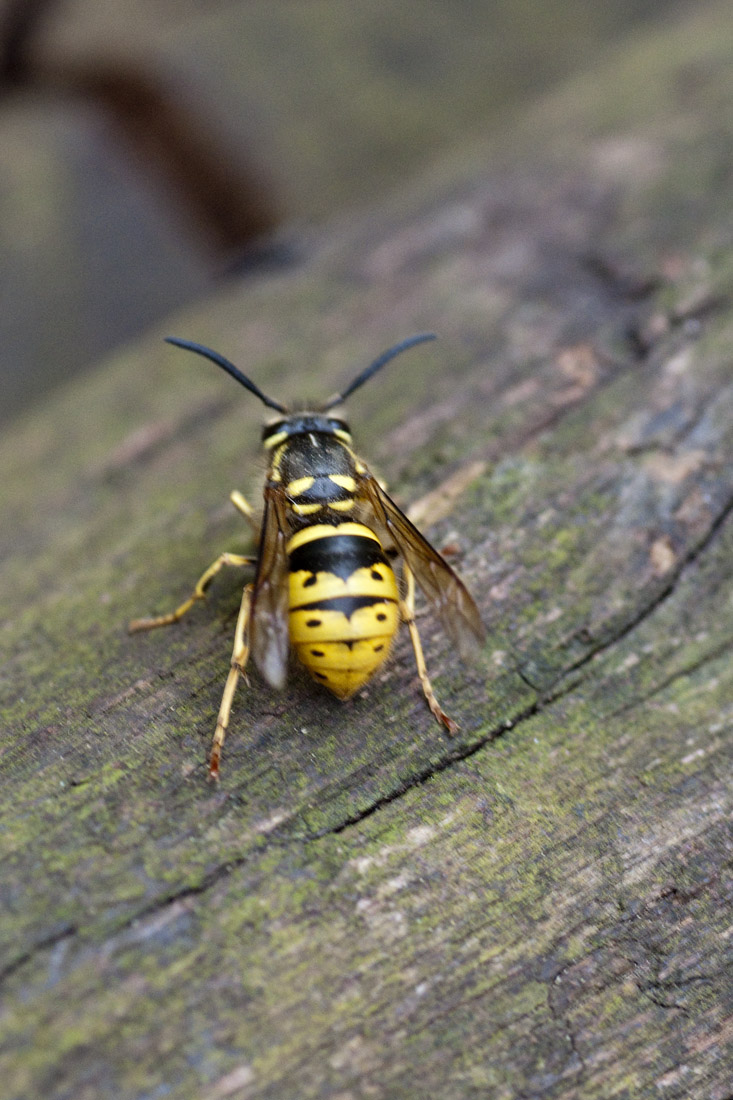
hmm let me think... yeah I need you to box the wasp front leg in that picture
[209,583,253,779]
[230,490,259,533]
[400,564,459,735]
[128,552,255,632]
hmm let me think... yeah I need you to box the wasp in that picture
[130,333,485,778]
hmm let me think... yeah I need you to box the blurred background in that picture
[0,0,692,422]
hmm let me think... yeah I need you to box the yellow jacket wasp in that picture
[130,334,485,778]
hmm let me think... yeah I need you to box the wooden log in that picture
[2,3,732,1096]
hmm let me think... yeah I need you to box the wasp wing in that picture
[360,473,485,659]
[250,485,291,689]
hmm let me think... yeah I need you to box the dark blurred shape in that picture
[43,60,278,258]
[0,0,57,85]
[0,0,279,259]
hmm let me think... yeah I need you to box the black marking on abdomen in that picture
[289,533,387,581]
[295,594,395,617]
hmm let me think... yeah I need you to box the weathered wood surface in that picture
[2,5,733,1098]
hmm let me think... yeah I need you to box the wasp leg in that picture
[128,552,255,632]
[209,583,253,779]
[230,490,258,532]
[400,564,459,735]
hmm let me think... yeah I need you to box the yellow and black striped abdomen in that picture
[287,522,399,699]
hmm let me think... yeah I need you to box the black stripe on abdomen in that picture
[293,594,395,618]
[288,533,387,581]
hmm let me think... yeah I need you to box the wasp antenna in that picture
[321,332,437,410]
[165,337,288,413]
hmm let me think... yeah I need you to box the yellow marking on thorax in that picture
[264,431,288,451]
[328,499,355,512]
[268,445,286,480]
[287,476,316,496]
[291,502,322,516]
[328,474,356,492]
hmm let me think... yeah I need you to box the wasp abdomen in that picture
[287,523,399,698]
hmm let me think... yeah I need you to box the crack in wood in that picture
[306,701,540,839]
[0,923,76,986]
[608,633,733,718]
[640,989,690,1012]
[548,487,733,690]
[581,251,664,304]
[546,970,588,1081]
[626,287,729,359]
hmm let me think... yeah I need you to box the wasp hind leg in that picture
[209,583,253,779]
[128,552,255,632]
[400,564,459,736]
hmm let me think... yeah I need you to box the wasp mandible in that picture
[130,334,485,778]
